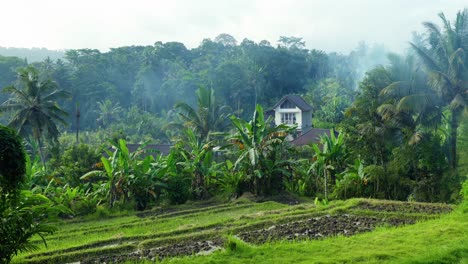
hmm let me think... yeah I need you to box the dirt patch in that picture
[356,201,452,214]
[82,238,224,263]
[237,214,413,244]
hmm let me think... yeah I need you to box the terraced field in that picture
[13,198,456,263]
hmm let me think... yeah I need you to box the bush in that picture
[49,143,101,187]
[165,173,191,205]
[0,126,64,263]
[0,125,26,194]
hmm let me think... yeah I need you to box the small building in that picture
[105,144,172,158]
[267,94,334,146]
[266,95,313,133]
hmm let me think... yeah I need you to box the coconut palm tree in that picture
[173,86,230,142]
[0,66,69,166]
[378,53,443,144]
[409,9,468,169]
[95,99,122,128]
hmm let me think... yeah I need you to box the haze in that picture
[0,0,466,53]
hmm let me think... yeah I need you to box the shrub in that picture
[0,125,26,194]
[0,126,65,263]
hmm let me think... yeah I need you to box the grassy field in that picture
[11,194,466,264]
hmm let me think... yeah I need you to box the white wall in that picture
[274,106,302,128]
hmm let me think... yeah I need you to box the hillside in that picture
[0,47,65,62]
[13,197,466,263]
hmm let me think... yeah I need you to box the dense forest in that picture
[0,36,388,135]
[0,8,467,263]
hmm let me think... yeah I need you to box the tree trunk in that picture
[35,132,46,170]
[75,104,80,145]
[449,109,459,170]
[324,168,328,201]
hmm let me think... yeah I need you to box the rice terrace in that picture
[0,1,468,264]
[12,197,467,263]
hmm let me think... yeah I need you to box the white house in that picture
[266,95,335,146]
[267,95,313,133]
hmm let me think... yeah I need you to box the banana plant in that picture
[229,104,296,195]
[81,139,161,209]
[176,129,222,199]
[309,130,347,201]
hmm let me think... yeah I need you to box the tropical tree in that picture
[378,53,443,144]
[0,66,69,165]
[81,139,162,210]
[176,129,220,199]
[0,125,64,263]
[230,104,296,195]
[173,86,230,142]
[410,9,468,169]
[309,130,347,200]
[95,99,122,128]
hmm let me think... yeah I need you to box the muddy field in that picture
[237,214,413,244]
[37,199,453,264]
[82,214,413,263]
[82,239,224,263]
[356,201,452,214]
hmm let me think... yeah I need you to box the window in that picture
[281,113,296,124]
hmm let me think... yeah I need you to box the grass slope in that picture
[12,198,464,264]
[170,206,467,264]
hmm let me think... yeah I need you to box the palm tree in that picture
[95,99,122,128]
[379,53,443,144]
[410,9,468,169]
[173,87,230,142]
[0,66,69,166]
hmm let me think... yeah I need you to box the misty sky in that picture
[1,0,466,53]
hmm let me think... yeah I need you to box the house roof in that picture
[104,144,173,158]
[290,128,334,146]
[272,95,312,111]
[126,144,172,156]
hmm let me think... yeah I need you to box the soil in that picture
[237,214,413,244]
[356,201,452,214]
[82,238,224,263]
[79,200,451,263]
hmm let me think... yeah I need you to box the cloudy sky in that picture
[1,0,466,53]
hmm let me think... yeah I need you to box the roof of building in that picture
[290,128,334,146]
[105,144,173,158]
[271,95,313,112]
[127,144,172,156]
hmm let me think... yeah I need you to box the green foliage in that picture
[230,105,296,195]
[81,139,165,210]
[216,160,246,199]
[333,158,368,199]
[173,86,231,142]
[309,130,347,200]
[409,9,468,170]
[49,143,101,187]
[0,127,65,263]
[0,191,62,263]
[0,125,26,193]
[304,78,354,128]
[0,66,69,166]
[175,129,221,199]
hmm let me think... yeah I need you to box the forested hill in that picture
[0,47,65,62]
[0,35,387,131]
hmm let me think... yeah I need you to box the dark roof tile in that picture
[271,95,312,111]
[291,128,334,146]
